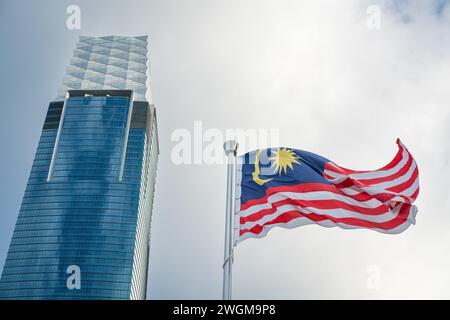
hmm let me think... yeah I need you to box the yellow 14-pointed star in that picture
[270,148,300,175]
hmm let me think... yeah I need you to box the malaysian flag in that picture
[235,139,419,243]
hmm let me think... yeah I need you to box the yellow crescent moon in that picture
[252,150,273,185]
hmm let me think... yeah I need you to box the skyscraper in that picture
[0,36,158,300]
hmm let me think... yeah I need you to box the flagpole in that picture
[223,140,238,300]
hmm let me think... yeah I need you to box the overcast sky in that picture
[0,0,449,299]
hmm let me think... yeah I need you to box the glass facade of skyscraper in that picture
[0,36,158,300]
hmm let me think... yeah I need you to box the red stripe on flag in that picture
[410,187,420,200]
[240,183,378,211]
[357,155,413,185]
[240,203,412,237]
[386,167,418,193]
[240,197,389,225]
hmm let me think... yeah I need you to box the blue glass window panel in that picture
[0,104,149,300]
[50,96,131,182]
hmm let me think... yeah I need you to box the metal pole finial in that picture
[223,140,239,156]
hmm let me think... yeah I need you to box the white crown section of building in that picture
[57,35,151,102]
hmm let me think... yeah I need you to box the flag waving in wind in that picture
[235,139,419,243]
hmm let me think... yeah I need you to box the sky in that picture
[0,0,449,299]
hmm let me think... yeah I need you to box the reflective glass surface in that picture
[0,96,148,299]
